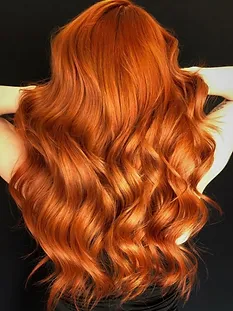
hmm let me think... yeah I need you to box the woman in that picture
[0,0,233,310]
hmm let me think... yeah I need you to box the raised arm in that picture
[0,85,36,116]
[182,66,233,100]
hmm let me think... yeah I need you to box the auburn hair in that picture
[8,0,222,310]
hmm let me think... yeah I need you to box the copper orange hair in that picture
[8,0,222,310]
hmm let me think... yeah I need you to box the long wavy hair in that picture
[8,0,222,310]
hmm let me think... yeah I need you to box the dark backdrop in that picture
[0,1,232,310]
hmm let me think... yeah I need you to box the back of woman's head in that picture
[8,0,222,310]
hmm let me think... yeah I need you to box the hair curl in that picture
[8,0,222,310]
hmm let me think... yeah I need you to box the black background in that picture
[0,1,232,310]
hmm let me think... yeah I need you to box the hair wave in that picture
[8,0,222,310]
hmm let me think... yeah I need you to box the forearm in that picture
[184,66,233,100]
[198,66,233,100]
[0,85,36,115]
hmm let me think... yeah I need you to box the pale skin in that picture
[0,85,36,116]
[1,66,233,115]
[181,66,233,100]
[0,67,232,246]
[0,66,233,116]
[0,85,36,184]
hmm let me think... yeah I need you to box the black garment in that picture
[46,257,179,311]
[55,285,179,311]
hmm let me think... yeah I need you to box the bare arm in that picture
[0,85,36,116]
[182,66,233,100]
